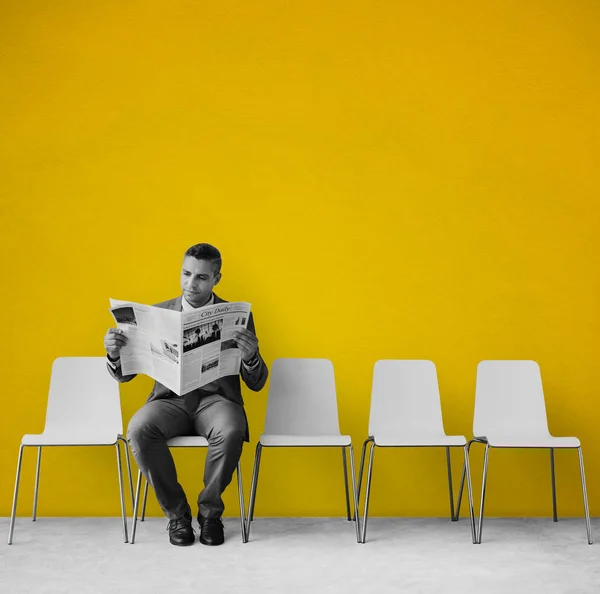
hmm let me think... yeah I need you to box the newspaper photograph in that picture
[109,298,251,395]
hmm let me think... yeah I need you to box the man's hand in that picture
[104,328,128,360]
[233,329,259,362]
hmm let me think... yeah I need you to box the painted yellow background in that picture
[1,0,599,519]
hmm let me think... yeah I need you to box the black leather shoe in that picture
[167,512,195,546]
[198,513,225,546]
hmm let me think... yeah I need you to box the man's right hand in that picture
[104,328,128,360]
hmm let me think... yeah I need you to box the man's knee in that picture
[127,411,161,445]
[208,425,245,449]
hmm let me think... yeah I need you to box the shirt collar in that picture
[181,293,215,311]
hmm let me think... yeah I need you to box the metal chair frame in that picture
[246,442,360,542]
[357,439,476,544]
[356,360,476,544]
[8,357,134,545]
[455,438,593,544]
[454,360,593,545]
[9,439,133,544]
[245,358,361,543]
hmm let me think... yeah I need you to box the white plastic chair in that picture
[246,358,360,542]
[454,360,593,544]
[357,360,476,543]
[8,357,134,544]
[130,436,248,543]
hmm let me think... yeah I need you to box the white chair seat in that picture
[260,434,351,447]
[373,433,466,447]
[166,436,209,447]
[22,431,122,446]
[480,434,580,448]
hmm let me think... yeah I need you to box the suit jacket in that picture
[107,293,268,440]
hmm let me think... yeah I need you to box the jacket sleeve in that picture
[106,357,137,383]
[105,297,175,384]
[240,312,268,392]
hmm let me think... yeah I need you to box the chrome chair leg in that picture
[247,443,262,534]
[456,464,465,521]
[477,444,490,544]
[32,446,42,522]
[141,481,149,521]
[342,447,352,521]
[120,437,134,507]
[577,447,593,545]
[8,444,25,545]
[237,462,248,543]
[115,441,128,543]
[130,470,143,544]
[463,444,477,544]
[357,437,373,505]
[360,440,376,544]
[347,444,361,543]
[454,438,477,521]
[446,447,456,522]
[550,448,558,522]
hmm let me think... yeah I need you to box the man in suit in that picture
[103,243,268,546]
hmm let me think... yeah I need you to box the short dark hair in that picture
[184,243,222,274]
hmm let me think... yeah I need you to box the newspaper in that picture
[109,298,252,396]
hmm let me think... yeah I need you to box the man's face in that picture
[180,256,221,308]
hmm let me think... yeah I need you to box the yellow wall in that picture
[2,0,599,518]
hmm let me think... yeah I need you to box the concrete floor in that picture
[1,517,598,594]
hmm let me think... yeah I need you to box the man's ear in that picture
[214,272,222,285]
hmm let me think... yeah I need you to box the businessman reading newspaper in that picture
[104,243,268,546]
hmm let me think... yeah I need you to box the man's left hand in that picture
[233,329,259,362]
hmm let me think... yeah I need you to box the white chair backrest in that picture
[368,360,446,436]
[473,360,550,437]
[43,357,124,436]
[264,358,342,436]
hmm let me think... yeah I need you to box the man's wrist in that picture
[243,353,259,367]
[107,353,120,363]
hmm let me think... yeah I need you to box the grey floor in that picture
[1,517,599,594]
